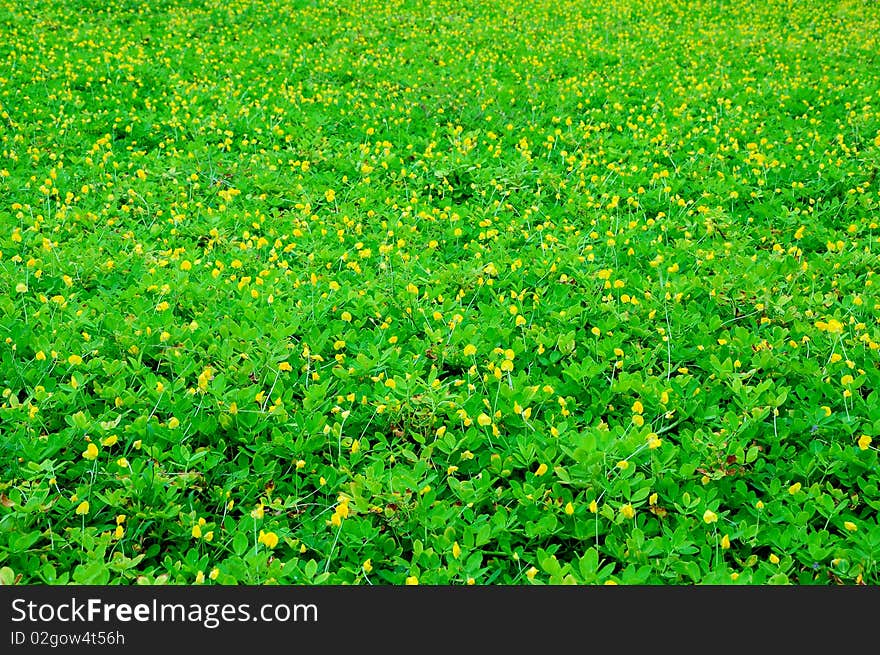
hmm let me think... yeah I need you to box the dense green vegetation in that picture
[2,0,880,585]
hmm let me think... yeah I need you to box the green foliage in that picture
[1,0,880,585]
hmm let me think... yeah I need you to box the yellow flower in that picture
[824,318,844,334]
[632,400,644,414]
[75,501,89,515]
[788,482,802,495]
[258,530,279,548]
[564,502,574,515]
[844,521,858,532]
[404,576,419,585]
[114,525,124,539]
[325,189,336,203]
[363,559,373,573]
[117,457,129,468]
[525,567,538,581]
[101,434,118,447]
[452,542,461,559]
[769,553,780,564]
[858,435,872,451]
[721,534,731,549]
[589,500,598,513]
[82,442,99,460]
[191,525,202,539]
[278,361,293,372]
[385,378,397,390]
[620,504,635,520]
[195,571,205,584]
[632,414,645,427]
[703,509,718,524]
[535,463,548,476]
[68,354,83,365]
[168,417,180,429]
[209,568,220,580]
[616,460,629,470]
[477,413,492,427]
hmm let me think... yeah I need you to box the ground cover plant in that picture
[1,0,880,585]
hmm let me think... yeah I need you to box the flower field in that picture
[2,0,880,585]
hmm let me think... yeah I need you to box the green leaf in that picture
[232,532,248,556]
